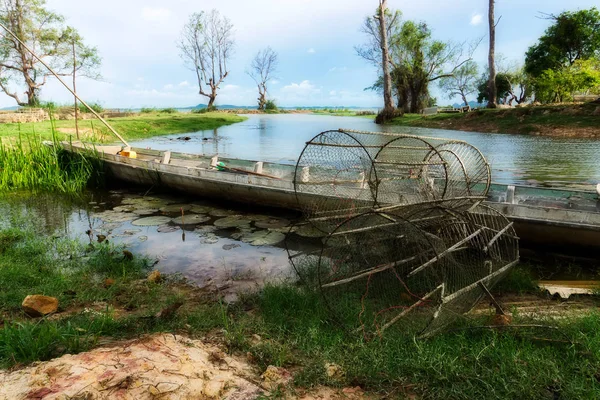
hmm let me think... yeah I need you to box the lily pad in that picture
[245,214,272,221]
[131,216,173,226]
[138,236,148,242]
[98,222,123,231]
[159,204,192,213]
[157,225,181,233]
[190,205,213,214]
[222,244,241,250]
[209,209,238,217]
[294,224,326,238]
[201,233,219,244]
[113,205,136,212]
[195,225,218,236]
[214,216,252,228]
[255,218,290,229]
[240,230,285,246]
[171,214,211,225]
[133,208,159,216]
[95,210,137,223]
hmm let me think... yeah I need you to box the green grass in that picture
[0,112,246,143]
[0,131,102,194]
[312,108,376,118]
[386,103,600,136]
[1,215,600,398]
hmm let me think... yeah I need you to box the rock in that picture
[204,379,226,398]
[261,365,292,390]
[103,278,115,288]
[96,234,107,243]
[325,362,345,380]
[147,270,162,283]
[491,313,512,326]
[22,295,58,317]
[122,250,134,260]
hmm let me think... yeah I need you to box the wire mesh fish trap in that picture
[288,129,519,337]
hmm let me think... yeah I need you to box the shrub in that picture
[265,99,278,111]
[140,107,156,113]
[78,102,104,113]
[159,108,178,114]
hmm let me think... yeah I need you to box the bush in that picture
[375,107,403,124]
[78,102,104,113]
[265,99,277,111]
[140,107,156,113]
[159,108,178,114]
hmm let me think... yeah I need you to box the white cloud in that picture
[270,79,280,85]
[178,81,189,87]
[329,90,337,96]
[281,80,320,97]
[163,84,174,90]
[307,48,316,54]
[470,14,483,26]
[141,7,172,23]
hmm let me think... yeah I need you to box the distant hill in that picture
[185,103,379,111]
[0,106,19,111]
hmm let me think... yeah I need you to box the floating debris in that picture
[139,236,148,242]
[131,216,173,226]
[201,233,219,244]
[113,205,136,213]
[222,244,241,250]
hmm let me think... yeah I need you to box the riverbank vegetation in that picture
[1,211,600,398]
[386,103,600,137]
[0,111,246,143]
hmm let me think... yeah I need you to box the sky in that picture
[1,0,598,109]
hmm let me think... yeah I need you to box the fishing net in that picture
[288,129,519,337]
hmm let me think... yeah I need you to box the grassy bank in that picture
[387,103,600,137]
[0,111,246,143]
[1,214,600,398]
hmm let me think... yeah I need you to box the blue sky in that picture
[2,0,598,109]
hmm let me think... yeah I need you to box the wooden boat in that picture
[62,142,600,255]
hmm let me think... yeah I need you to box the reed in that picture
[0,126,103,195]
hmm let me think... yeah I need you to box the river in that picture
[131,113,600,190]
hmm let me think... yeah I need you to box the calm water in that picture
[131,114,600,190]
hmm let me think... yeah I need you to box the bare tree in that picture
[439,60,479,108]
[376,0,395,119]
[247,47,278,110]
[487,0,498,108]
[179,10,234,109]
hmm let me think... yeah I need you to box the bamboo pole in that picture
[0,22,130,148]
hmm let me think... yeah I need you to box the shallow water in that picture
[131,114,600,190]
[0,191,316,294]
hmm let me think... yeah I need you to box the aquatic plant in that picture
[0,127,103,195]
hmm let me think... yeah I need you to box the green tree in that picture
[0,0,100,106]
[525,8,600,78]
[439,60,479,108]
[533,59,600,103]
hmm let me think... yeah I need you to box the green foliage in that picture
[533,59,600,103]
[0,132,100,194]
[0,0,101,106]
[78,102,104,113]
[525,8,600,78]
[140,107,156,113]
[477,73,513,104]
[159,108,178,114]
[264,99,278,111]
[439,60,479,106]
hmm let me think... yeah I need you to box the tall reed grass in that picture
[0,126,103,195]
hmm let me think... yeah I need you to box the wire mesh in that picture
[289,129,519,338]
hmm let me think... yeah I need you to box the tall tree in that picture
[487,0,497,108]
[247,47,278,111]
[179,10,234,109]
[525,8,600,78]
[0,0,99,106]
[358,9,477,113]
[439,60,479,108]
[377,0,395,119]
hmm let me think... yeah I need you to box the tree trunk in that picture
[72,40,79,140]
[461,93,469,108]
[378,0,394,112]
[257,85,266,110]
[487,0,497,108]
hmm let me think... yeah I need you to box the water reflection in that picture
[0,191,309,292]
[131,114,600,189]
